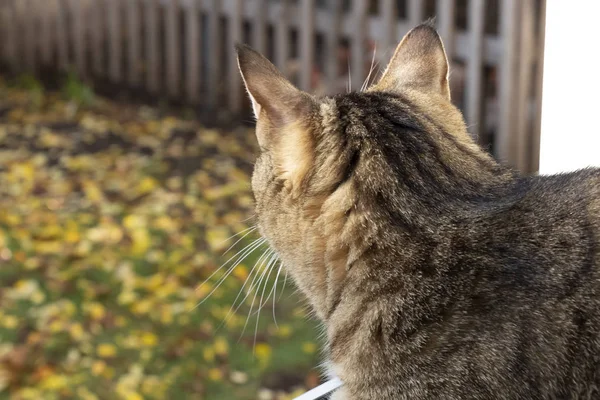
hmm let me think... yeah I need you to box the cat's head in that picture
[237,24,474,319]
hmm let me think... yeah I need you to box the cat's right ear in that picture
[236,44,315,128]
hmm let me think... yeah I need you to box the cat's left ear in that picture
[236,44,317,195]
[371,22,451,100]
[236,43,316,127]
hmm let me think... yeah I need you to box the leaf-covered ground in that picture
[0,76,322,400]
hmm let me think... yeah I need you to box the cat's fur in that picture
[236,23,600,399]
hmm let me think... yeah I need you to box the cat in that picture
[236,22,600,399]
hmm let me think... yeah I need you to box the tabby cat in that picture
[236,22,600,399]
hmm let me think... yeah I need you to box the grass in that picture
[0,75,322,400]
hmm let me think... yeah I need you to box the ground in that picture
[0,76,322,400]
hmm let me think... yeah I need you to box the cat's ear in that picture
[236,43,315,126]
[236,44,316,195]
[371,22,451,100]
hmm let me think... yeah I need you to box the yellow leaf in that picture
[2,315,18,329]
[136,177,158,195]
[203,348,215,363]
[87,302,106,320]
[302,342,317,354]
[124,392,144,400]
[91,361,106,376]
[69,323,85,341]
[232,264,249,281]
[140,332,158,347]
[214,337,229,356]
[255,343,272,363]
[97,343,117,358]
[208,368,223,382]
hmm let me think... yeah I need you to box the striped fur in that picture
[237,23,600,399]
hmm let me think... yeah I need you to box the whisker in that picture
[221,226,257,256]
[217,225,256,249]
[217,248,274,330]
[196,236,264,292]
[278,269,289,301]
[253,256,278,352]
[238,252,277,342]
[195,238,266,306]
[361,44,377,92]
[271,262,283,329]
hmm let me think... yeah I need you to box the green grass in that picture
[0,76,321,400]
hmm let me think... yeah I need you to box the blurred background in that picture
[0,1,545,399]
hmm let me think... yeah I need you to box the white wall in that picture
[538,1,600,175]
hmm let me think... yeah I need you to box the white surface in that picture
[538,1,600,174]
[293,377,343,400]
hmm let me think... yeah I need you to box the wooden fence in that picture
[0,0,546,173]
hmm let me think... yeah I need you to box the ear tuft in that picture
[370,23,451,100]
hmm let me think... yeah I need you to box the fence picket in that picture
[409,0,424,27]
[56,0,69,71]
[351,0,368,91]
[91,0,105,76]
[465,0,485,140]
[206,0,221,109]
[381,0,397,65]
[530,0,546,173]
[227,0,243,112]
[127,0,142,86]
[2,2,18,72]
[166,0,181,97]
[107,0,122,82]
[23,0,36,72]
[299,0,316,91]
[515,0,535,172]
[184,0,200,103]
[71,0,86,77]
[275,0,290,74]
[252,0,268,55]
[497,0,519,165]
[144,0,160,93]
[325,0,342,94]
[436,0,455,57]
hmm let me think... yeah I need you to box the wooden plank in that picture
[515,0,535,172]
[530,0,546,173]
[107,0,122,82]
[184,0,201,103]
[71,0,86,77]
[166,0,181,97]
[299,0,315,91]
[23,0,37,71]
[127,0,142,86]
[409,0,424,27]
[497,0,519,165]
[1,2,18,71]
[351,0,368,91]
[275,0,290,73]
[436,0,455,57]
[144,0,160,93]
[325,0,342,94]
[91,0,106,76]
[227,0,243,112]
[465,0,485,140]
[206,0,221,108]
[252,0,268,55]
[56,0,70,71]
[381,0,397,54]
[39,0,55,65]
